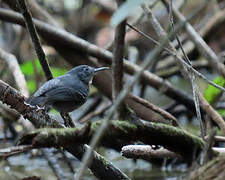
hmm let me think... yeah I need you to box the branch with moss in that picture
[19,119,204,161]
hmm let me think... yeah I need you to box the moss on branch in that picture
[19,119,204,160]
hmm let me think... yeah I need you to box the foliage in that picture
[204,76,225,105]
[204,76,225,116]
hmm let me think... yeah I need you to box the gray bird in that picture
[27,65,109,113]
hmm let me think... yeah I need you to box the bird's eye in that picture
[85,68,88,71]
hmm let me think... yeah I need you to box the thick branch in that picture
[19,120,204,160]
[112,18,126,118]
[121,145,182,161]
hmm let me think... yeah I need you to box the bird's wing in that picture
[33,78,61,97]
[45,86,86,103]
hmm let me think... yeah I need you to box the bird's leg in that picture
[60,112,75,128]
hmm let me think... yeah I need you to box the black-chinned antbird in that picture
[27,65,109,126]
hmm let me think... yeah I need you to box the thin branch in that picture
[156,60,208,78]
[79,102,111,124]
[0,48,33,131]
[142,2,205,136]
[77,2,133,174]
[168,0,204,137]
[130,95,180,127]
[25,0,59,27]
[199,129,216,165]
[156,8,225,73]
[128,47,140,96]
[17,0,53,80]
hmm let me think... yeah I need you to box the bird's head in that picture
[68,65,109,84]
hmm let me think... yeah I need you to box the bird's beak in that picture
[94,67,110,73]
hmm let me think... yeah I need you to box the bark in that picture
[19,120,204,160]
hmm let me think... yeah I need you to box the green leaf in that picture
[204,76,225,105]
[110,0,147,27]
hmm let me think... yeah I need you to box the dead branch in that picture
[121,145,182,160]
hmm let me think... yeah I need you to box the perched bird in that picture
[27,65,109,113]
